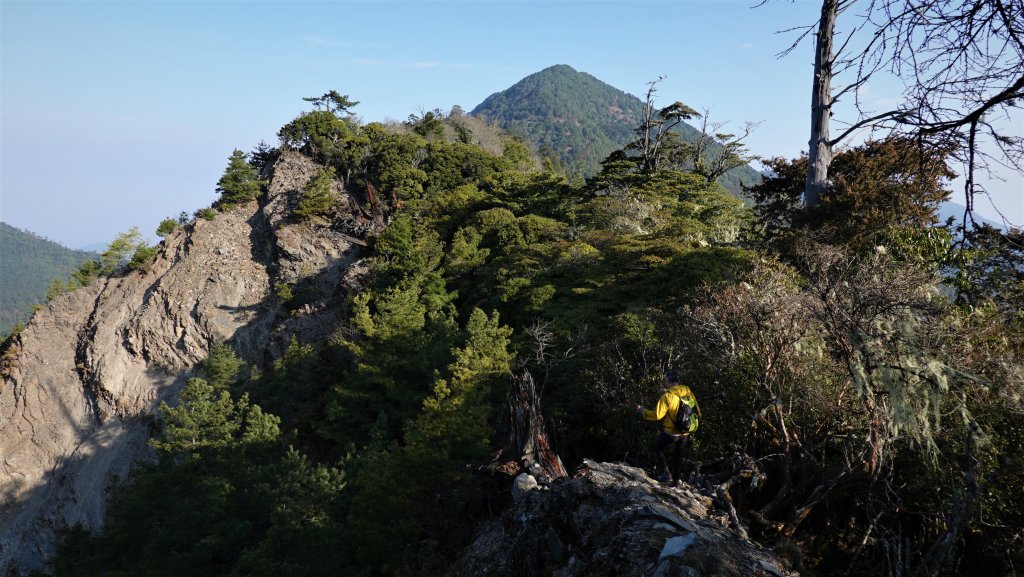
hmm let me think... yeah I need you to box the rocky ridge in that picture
[0,151,368,575]
[450,460,798,577]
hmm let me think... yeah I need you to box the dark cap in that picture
[664,371,680,383]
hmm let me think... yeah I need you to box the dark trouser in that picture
[655,431,689,481]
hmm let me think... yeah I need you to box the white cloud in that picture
[305,35,350,48]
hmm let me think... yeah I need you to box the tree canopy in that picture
[44,89,1024,577]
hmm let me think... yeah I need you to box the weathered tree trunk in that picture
[486,370,567,482]
[805,0,838,209]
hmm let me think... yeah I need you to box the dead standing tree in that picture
[773,0,1024,221]
[486,370,567,483]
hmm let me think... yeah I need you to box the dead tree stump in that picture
[486,370,567,483]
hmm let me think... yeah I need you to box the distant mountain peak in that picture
[472,66,646,172]
[517,64,608,86]
[537,63,578,73]
[471,66,761,195]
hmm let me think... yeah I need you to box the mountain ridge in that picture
[4,83,1018,577]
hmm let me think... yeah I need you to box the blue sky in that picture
[2,0,1021,249]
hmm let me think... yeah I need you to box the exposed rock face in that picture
[448,460,798,577]
[0,152,368,575]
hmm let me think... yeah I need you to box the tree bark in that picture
[805,0,838,209]
[486,370,567,482]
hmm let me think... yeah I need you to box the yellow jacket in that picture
[641,385,701,435]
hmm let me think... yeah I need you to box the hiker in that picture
[636,371,701,485]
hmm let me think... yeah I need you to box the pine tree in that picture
[294,167,337,222]
[98,227,146,276]
[347,308,512,574]
[217,149,265,208]
[155,217,179,237]
[203,342,245,390]
[149,377,280,457]
[149,378,242,455]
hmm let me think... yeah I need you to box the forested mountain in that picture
[472,64,762,195]
[2,88,1022,577]
[0,223,95,336]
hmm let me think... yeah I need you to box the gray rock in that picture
[658,533,696,561]
[447,460,799,577]
[512,473,539,503]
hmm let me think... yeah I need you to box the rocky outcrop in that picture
[0,151,368,575]
[449,460,798,577]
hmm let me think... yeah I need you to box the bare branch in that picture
[828,109,909,146]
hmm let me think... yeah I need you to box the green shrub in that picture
[127,245,159,273]
[156,218,180,237]
[294,167,336,222]
[274,282,294,303]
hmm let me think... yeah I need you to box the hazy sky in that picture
[2,0,1021,249]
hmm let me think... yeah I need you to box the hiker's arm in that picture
[641,394,671,422]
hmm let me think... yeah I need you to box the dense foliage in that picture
[44,91,1023,577]
[0,223,95,336]
[471,64,763,195]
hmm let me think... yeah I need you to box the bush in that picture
[71,259,102,286]
[45,277,73,301]
[274,282,294,303]
[156,218,179,237]
[127,245,159,273]
[278,110,355,161]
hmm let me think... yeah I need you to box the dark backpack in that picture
[673,396,694,433]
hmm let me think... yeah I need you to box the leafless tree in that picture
[772,0,1024,222]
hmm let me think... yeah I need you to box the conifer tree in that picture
[294,167,337,222]
[203,342,246,390]
[347,308,512,574]
[149,377,280,457]
[216,149,265,208]
[98,227,146,276]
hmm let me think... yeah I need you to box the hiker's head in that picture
[664,371,681,385]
